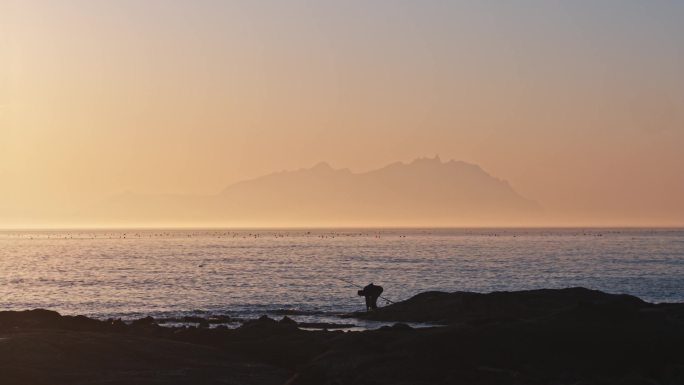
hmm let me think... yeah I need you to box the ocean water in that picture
[1,228,683,327]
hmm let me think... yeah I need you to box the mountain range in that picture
[84,156,541,227]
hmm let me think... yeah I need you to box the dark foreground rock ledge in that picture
[349,287,654,323]
[2,287,684,385]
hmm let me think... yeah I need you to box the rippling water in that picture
[1,228,683,325]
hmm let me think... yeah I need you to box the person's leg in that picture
[370,295,378,310]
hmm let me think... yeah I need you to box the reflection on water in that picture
[0,228,683,325]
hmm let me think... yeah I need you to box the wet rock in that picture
[207,315,235,324]
[297,322,355,329]
[249,315,278,325]
[238,315,301,332]
[273,309,323,316]
[182,316,206,323]
[130,316,157,327]
[378,323,413,332]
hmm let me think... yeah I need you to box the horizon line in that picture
[2,225,683,232]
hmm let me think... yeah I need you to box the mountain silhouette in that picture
[85,157,541,226]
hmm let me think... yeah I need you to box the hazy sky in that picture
[2,1,683,226]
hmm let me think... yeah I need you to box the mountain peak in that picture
[410,155,442,165]
[90,157,541,226]
[310,161,333,171]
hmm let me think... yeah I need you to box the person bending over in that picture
[358,283,384,311]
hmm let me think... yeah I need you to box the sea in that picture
[1,228,683,328]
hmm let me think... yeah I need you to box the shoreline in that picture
[2,287,683,384]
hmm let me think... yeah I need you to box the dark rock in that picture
[130,316,157,327]
[2,288,683,385]
[63,315,108,331]
[207,315,235,324]
[377,323,413,331]
[279,316,297,325]
[0,326,289,385]
[250,315,277,325]
[297,322,355,329]
[109,318,127,331]
[390,322,413,331]
[350,287,650,324]
[273,309,324,316]
[0,309,62,330]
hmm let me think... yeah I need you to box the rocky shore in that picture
[2,287,683,385]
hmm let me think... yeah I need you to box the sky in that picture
[1,0,683,227]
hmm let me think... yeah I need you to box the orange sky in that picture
[1,1,683,227]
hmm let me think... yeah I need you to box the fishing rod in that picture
[336,277,396,304]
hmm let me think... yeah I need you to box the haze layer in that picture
[1,1,683,227]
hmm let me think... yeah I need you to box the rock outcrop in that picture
[2,288,683,385]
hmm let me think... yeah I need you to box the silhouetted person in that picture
[358,283,383,311]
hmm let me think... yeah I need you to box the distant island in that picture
[82,156,541,227]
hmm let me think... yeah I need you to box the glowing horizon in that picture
[1,1,683,228]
